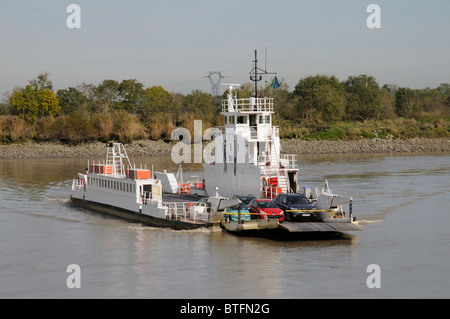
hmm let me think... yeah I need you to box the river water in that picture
[0,152,448,299]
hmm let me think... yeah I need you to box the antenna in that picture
[249,49,276,98]
[204,71,226,96]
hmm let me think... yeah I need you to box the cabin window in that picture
[265,116,270,124]
[228,116,235,124]
[237,116,247,124]
[259,116,263,124]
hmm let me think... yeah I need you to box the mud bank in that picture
[0,138,449,159]
[280,138,450,155]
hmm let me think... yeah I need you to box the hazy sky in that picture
[1,0,449,98]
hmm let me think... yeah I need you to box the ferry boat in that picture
[71,143,239,230]
[71,51,362,234]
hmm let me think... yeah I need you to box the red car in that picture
[247,199,284,222]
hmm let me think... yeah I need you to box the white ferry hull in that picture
[71,197,208,230]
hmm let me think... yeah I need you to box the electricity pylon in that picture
[204,71,226,96]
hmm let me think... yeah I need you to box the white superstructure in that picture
[202,84,298,199]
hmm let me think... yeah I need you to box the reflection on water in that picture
[0,152,449,298]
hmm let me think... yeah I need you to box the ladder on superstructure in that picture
[106,143,132,177]
[270,131,289,193]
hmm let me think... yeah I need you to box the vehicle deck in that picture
[279,221,363,232]
[162,193,205,203]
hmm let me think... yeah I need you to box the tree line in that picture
[1,72,449,144]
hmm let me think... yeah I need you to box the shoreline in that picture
[0,138,449,159]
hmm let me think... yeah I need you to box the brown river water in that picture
[0,153,448,298]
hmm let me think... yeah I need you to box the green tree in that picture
[344,74,381,120]
[437,83,450,97]
[29,72,53,91]
[183,89,217,123]
[292,75,344,123]
[378,88,396,119]
[419,87,444,113]
[94,79,120,112]
[57,87,88,115]
[139,86,172,124]
[395,87,421,118]
[118,79,144,113]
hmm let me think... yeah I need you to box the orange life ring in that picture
[179,183,191,194]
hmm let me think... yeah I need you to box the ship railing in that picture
[249,155,277,168]
[221,97,274,113]
[141,191,159,207]
[262,186,281,200]
[279,154,297,169]
[162,202,211,222]
[72,179,86,191]
[272,126,279,137]
[261,185,296,200]
[213,126,269,141]
[185,176,204,189]
[248,154,297,170]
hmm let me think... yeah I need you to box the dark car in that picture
[232,194,256,205]
[273,193,316,222]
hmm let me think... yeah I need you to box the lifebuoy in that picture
[179,183,191,194]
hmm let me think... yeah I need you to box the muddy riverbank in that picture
[0,138,449,159]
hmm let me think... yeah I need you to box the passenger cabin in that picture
[76,143,163,206]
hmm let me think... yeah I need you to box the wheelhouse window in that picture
[236,115,248,124]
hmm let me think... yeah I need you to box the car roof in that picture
[255,199,273,201]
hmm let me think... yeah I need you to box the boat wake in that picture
[47,196,71,205]
[357,219,383,225]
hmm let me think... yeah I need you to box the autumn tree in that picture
[9,85,39,122]
[9,84,60,122]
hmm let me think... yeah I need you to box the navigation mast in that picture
[249,49,276,98]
